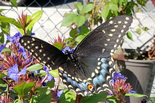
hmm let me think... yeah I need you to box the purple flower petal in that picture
[0,44,6,52]
[18,45,27,59]
[9,74,18,82]
[57,90,63,99]
[7,32,22,42]
[30,33,35,36]
[43,65,49,73]
[18,67,26,75]
[47,74,54,81]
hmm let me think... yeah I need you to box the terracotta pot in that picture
[116,59,155,103]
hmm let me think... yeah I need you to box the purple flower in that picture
[57,90,63,99]
[30,33,35,36]
[61,46,74,54]
[7,32,22,42]
[0,44,6,52]
[7,64,26,82]
[43,65,54,82]
[18,45,27,59]
[111,73,127,86]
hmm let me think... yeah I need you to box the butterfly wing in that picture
[71,15,133,93]
[74,15,133,58]
[19,36,67,70]
[19,36,90,93]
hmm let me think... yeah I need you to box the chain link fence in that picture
[1,0,155,99]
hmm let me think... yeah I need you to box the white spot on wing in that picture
[35,46,38,49]
[114,25,118,28]
[102,30,105,33]
[109,20,113,24]
[24,43,27,46]
[109,34,113,37]
[91,72,95,77]
[121,29,124,33]
[118,21,122,24]
[102,49,105,53]
[32,38,35,41]
[123,25,126,28]
[111,29,115,32]
[124,21,128,24]
[125,17,130,20]
[116,39,119,42]
[106,39,110,41]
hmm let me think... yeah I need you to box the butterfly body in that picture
[19,15,133,95]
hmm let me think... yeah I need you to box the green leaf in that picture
[85,14,92,20]
[1,48,11,53]
[80,26,90,36]
[80,92,108,103]
[34,87,49,94]
[0,32,5,44]
[75,35,86,43]
[14,99,22,103]
[30,91,52,103]
[26,11,43,35]
[109,3,119,11]
[0,79,7,87]
[0,72,5,78]
[73,2,83,12]
[1,22,10,35]
[26,64,43,71]
[136,0,147,6]
[126,31,133,41]
[0,9,6,12]
[13,81,35,97]
[58,90,76,103]
[69,28,78,38]
[136,28,141,35]
[30,11,43,24]
[49,69,59,77]
[61,13,77,27]
[74,15,85,27]
[80,4,94,14]
[101,4,110,20]
[142,27,149,31]
[125,93,147,98]
[46,79,54,88]
[0,16,21,28]
[10,0,17,7]
[53,43,64,50]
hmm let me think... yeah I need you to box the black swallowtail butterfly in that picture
[19,15,133,95]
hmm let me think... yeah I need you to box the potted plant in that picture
[113,35,155,103]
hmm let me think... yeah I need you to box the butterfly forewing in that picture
[74,15,133,58]
[19,36,67,70]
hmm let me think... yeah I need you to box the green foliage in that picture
[80,92,108,103]
[13,81,35,97]
[61,0,147,48]
[49,69,59,77]
[10,0,18,7]
[30,90,52,103]
[127,31,133,41]
[26,64,43,71]
[58,90,76,103]
[0,10,43,37]
[125,93,147,97]
[136,28,141,35]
